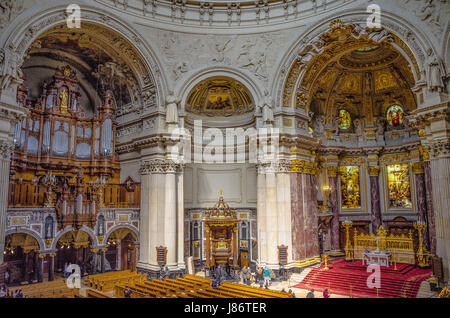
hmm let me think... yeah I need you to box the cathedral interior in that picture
[0,0,449,299]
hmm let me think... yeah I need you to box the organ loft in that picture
[0,0,449,300]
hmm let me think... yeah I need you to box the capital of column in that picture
[0,139,14,160]
[412,162,425,174]
[424,139,450,159]
[290,159,317,174]
[139,158,182,175]
[368,165,380,177]
[327,166,338,177]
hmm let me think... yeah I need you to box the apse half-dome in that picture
[185,76,254,117]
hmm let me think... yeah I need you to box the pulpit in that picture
[203,193,240,269]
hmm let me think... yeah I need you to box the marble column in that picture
[424,161,437,255]
[232,226,238,267]
[48,254,55,281]
[0,71,29,264]
[138,159,181,274]
[32,252,38,282]
[37,254,44,282]
[305,174,319,258]
[256,166,267,267]
[368,166,382,232]
[265,168,279,267]
[23,252,30,282]
[100,249,106,273]
[328,166,340,250]
[413,162,429,249]
[290,172,305,260]
[205,225,210,267]
[176,170,185,269]
[92,250,99,274]
[164,170,177,267]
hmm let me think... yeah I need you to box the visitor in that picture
[211,277,219,289]
[241,266,248,284]
[164,266,170,280]
[63,262,68,278]
[306,289,315,298]
[288,289,296,298]
[257,267,264,288]
[4,270,10,285]
[263,267,270,288]
[323,289,330,298]
[0,285,7,298]
[245,267,252,286]
[124,287,132,298]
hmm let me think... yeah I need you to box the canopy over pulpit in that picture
[203,192,240,268]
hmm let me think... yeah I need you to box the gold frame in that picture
[337,160,368,213]
[382,162,416,213]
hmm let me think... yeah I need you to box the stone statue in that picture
[0,48,23,91]
[261,91,274,125]
[353,118,364,136]
[312,114,325,136]
[425,48,444,92]
[166,91,181,125]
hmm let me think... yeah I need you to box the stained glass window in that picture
[386,105,404,127]
[387,164,412,209]
[339,166,361,209]
[338,109,351,130]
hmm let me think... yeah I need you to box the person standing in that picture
[263,267,270,288]
[257,267,264,288]
[323,289,330,298]
[124,287,132,298]
[245,267,252,286]
[306,289,315,298]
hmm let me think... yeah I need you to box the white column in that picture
[265,170,278,267]
[177,171,185,269]
[165,171,177,267]
[0,102,28,264]
[257,166,267,267]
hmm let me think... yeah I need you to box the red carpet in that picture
[293,258,431,298]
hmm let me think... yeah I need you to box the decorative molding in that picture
[327,166,338,177]
[412,162,424,174]
[290,159,317,174]
[139,158,182,174]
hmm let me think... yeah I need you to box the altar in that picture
[362,250,391,267]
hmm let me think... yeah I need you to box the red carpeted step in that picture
[294,257,431,298]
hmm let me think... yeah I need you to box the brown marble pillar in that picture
[100,249,106,273]
[32,252,38,282]
[424,161,436,255]
[48,254,55,281]
[37,254,44,282]
[413,162,430,249]
[328,166,340,250]
[23,252,30,283]
[290,172,305,260]
[205,225,210,267]
[368,166,382,232]
[305,174,319,258]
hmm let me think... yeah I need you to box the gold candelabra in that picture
[414,221,430,268]
[342,219,353,261]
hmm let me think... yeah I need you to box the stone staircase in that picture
[289,264,321,286]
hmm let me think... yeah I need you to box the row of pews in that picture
[107,274,292,298]
[9,280,79,298]
[86,270,146,292]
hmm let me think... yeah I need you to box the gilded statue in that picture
[59,88,68,113]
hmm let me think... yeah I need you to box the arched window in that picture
[338,109,351,130]
[386,104,404,127]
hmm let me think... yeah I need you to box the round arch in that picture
[273,9,437,110]
[0,4,168,109]
[5,229,46,252]
[51,225,98,250]
[104,224,139,243]
[176,66,265,113]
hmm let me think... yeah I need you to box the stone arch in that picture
[51,225,98,250]
[274,9,436,110]
[5,229,46,252]
[176,66,265,114]
[0,4,168,110]
[104,224,138,243]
